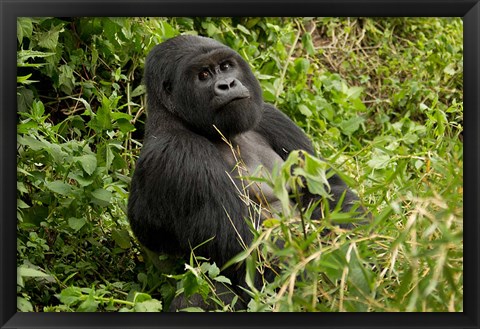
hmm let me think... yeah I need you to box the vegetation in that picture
[17,17,463,312]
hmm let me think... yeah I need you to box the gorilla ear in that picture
[163,81,172,94]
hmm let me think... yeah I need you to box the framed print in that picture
[1,1,478,328]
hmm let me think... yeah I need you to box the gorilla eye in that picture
[220,62,231,71]
[198,70,210,81]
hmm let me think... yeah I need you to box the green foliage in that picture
[54,286,162,312]
[166,256,240,312]
[17,17,462,312]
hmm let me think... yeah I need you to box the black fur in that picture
[128,35,363,310]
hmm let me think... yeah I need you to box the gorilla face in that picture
[145,35,264,138]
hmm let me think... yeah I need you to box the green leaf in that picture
[17,49,55,66]
[116,118,136,133]
[256,74,275,80]
[17,297,34,312]
[37,24,64,50]
[17,87,35,113]
[45,181,73,196]
[318,249,347,281]
[303,154,330,196]
[302,33,316,56]
[91,188,112,206]
[58,65,75,94]
[88,95,113,132]
[346,250,374,311]
[346,86,364,99]
[110,112,132,120]
[77,293,99,312]
[207,263,220,278]
[18,266,51,278]
[67,172,95,187]
[158,20,177,39]
[178,307,205,312]
[133,292,152,303]
[112,229,132,249]
[68,217,87,232]
[338,116,364,136]
[244,255,257,290]
[443,63,456,75]
[75,154,97,175]
[17,18,33,44]
[182,272,201,297]
[348,251,374,296]
[262,218,281,228]
[130,84,146,97]
[105,145,115,170]
[367,154,391,169]
[213,276,232,285]
[133,299,163,312]
[17,135,47,151]
[294,58,310,74]
[17,74,38,85]
[298,104,312,117]
[221,249,250,271]
[236,24,251,35]
[57,287,83,305]
[47,143,68,164]
[70,97,92,114]
[403,132,419,144]
[397,267,413,301]
[31,100,45,117]
[203,22,220,36]
[261,82,276,103]
[17,198,29,209]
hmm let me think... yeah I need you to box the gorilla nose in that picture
[214,78,238,95]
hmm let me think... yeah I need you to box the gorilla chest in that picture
[214,131,285,208]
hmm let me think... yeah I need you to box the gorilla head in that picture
[144,35,264,139]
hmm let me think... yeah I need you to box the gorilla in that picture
[128,35,365,310]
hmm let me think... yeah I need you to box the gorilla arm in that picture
[255,104,315,157]
[127,130,253,268]
[254,104,361,218]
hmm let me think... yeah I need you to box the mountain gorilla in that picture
[128,35,364,310]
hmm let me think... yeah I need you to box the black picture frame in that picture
[1,1,478,328]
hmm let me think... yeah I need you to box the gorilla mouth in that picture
[228,95,250,104]
[218,96,250,110]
